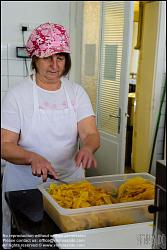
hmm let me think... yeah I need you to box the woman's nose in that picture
[50,56,58,67]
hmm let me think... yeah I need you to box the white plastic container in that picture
[38,173,155,232]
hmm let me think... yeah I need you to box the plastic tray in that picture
[38,173,155,232]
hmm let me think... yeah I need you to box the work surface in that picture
[53,222,153,249]
[5,189,153,249]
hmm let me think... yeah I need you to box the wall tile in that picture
[1,45,8,59]
[1,76,9,91]
[8,60,24,76]
[23,59,32,76]
[1,91,7,102]
[7,43,22,60]
[1,60,8,76]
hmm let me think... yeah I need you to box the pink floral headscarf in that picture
[26,22,70,58]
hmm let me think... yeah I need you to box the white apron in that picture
[2,78,84,240]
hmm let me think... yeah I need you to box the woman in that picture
[1,22,100,237]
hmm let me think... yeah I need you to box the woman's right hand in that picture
[30,153,58,182]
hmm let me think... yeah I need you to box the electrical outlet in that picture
[20,23,29,31]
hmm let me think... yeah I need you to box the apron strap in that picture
[62,81,73,109]
[32,79,39,112]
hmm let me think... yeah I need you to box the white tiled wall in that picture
[1,44,31,102]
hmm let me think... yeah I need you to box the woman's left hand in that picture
[74,147,97,169]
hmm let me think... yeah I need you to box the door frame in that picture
[117,2,134,173]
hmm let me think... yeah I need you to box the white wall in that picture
[1,1,70,102]
[1,1,70,44]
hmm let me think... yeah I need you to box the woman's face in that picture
[35,54,66,82]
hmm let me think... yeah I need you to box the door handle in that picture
[109,114,120,118]
[125,113,130,117]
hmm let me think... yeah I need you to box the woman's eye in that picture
[57,57,65,61]
[43,56,65,61]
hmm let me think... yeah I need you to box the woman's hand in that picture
[30,153,58,182]
[74,147,97,169]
